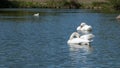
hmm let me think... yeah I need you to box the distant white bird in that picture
[67,32,90,45]
[33,13,39,16]
[77,22,92,32]
[116,15,120,20]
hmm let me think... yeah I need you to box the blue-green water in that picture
[0,8,120,68]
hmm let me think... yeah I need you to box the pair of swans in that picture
[67,22,94,46]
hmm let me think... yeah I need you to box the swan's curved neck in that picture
[69,32,80,40]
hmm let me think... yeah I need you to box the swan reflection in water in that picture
[68,44,93,68]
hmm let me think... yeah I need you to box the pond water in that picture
[0,8,120,68]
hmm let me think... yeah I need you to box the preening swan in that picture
[67,32,90,45]
[77,22,92,32]
[33,13,39,16]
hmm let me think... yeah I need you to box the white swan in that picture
[77,22,92,32]
[116,15,120,20]
[67,32,90,45]
[33,13,39,16]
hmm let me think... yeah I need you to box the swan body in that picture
[67,32,90,45]
[77,22,92,32]
[69,44,92,51]
[33,13,39,16]
[67,38,90,45]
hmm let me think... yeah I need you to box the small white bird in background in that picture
[116,15,120,20]
[77,22,92,32]
[33,13,39,16]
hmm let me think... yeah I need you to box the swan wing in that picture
[80,34,94,42]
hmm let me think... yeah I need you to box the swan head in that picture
[77,22,86,31]
[80,22,86,27]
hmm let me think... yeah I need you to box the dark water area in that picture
[0,8,120,68]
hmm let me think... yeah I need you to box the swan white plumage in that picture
[77,22,92,32]
[67,32,90,45]
[33,13,39,16]
[80,34,95,42]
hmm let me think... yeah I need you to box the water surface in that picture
[0,8,120,68]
